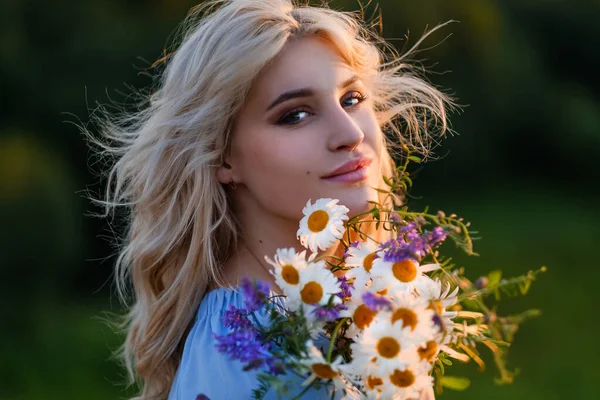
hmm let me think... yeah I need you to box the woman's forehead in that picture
[249,36,360,101]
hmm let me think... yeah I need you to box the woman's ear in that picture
[215,161,235,184]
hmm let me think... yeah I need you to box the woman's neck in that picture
[214,229,362,294]
[213,191,379,292]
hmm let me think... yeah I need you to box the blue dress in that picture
[167,287,340,400]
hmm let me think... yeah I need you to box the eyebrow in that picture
[265,75,360,112]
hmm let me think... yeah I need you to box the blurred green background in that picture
[1,0,598,399]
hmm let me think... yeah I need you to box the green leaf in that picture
[487,270,502,287]
[438,361,445,375]
[440,376,471,391]
[372,207,380,220]
[520,279,532,295]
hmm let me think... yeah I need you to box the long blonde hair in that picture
[82,1,453,398]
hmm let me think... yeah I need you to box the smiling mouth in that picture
[322,157,372,179]
[322,157,372,183]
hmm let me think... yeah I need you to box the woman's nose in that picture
[326,105,365,152]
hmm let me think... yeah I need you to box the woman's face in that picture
[222,36,384,221]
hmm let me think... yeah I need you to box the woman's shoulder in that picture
[168,287,336,400]
[168,287,257,400]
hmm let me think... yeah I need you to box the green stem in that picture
[394,210,471,235]
[327,318,348,363]
[457,267,546,303]
[313,254,345,263]
[292,380,316,400]
[357,230,381,245]
[346,208,378,225]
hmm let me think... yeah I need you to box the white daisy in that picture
[300,340,345,389]
[414,276,459,335]
[340,361,386,400]
[350,313,419,377]
[438,337,470,363]
[423,320,487,365]
[363,373,386,399]
[293,260,342,317]
[415,276,459,308]
[339,285,378,338]
[453,320,489,342]
[265,247,309,304]
[418,329,471,364]
[344,238,379,290]
[415,325,478,365]
[417,336,442,363]
[297,198,349,252]
[387,290,436,343]
[370,256,439,295]
[379,360,434,400]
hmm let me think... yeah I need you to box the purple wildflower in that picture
[380,237,417,263]
[265,357,286,376]
[196,395,210,400]
[432,313,444,331]
[427,226,448,247]
[390,212,402,225]
[381,226,448,263]
[337,276,353,299]
[311,303,348,321]
[240,277,270,312]
[362,291,392,312]
[222,305,253,330]
[406,229,420,242]
[400,221,418,233]
[475,276,489,289]
[214,328,270,369]
[214,327,286,376]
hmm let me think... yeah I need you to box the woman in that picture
[86,0,451,398]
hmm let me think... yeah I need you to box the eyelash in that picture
[276,91,368,125]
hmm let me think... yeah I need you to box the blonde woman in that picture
[85,0,451,398]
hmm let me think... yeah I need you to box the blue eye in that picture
[276,91,368,125]
[278,109,311,125]
[342,91,367,108]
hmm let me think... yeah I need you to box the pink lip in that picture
[322,156,372,183]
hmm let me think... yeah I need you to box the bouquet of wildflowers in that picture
[212,155,545,399]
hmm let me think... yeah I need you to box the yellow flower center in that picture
[418,340,438,361]
[428,299,443,315]
[308,210,329,232]
[366,375,383,389]
[281,265,299,285]
[376,337,400,358]
[390,368,415,388]
[311,363,337,379]
[363,252,376,272]
[300,281,323,304]
[392,260,417,282]
[391,308,418,331]
[353,304,376,329]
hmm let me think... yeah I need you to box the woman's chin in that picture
[333,187,379,219]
